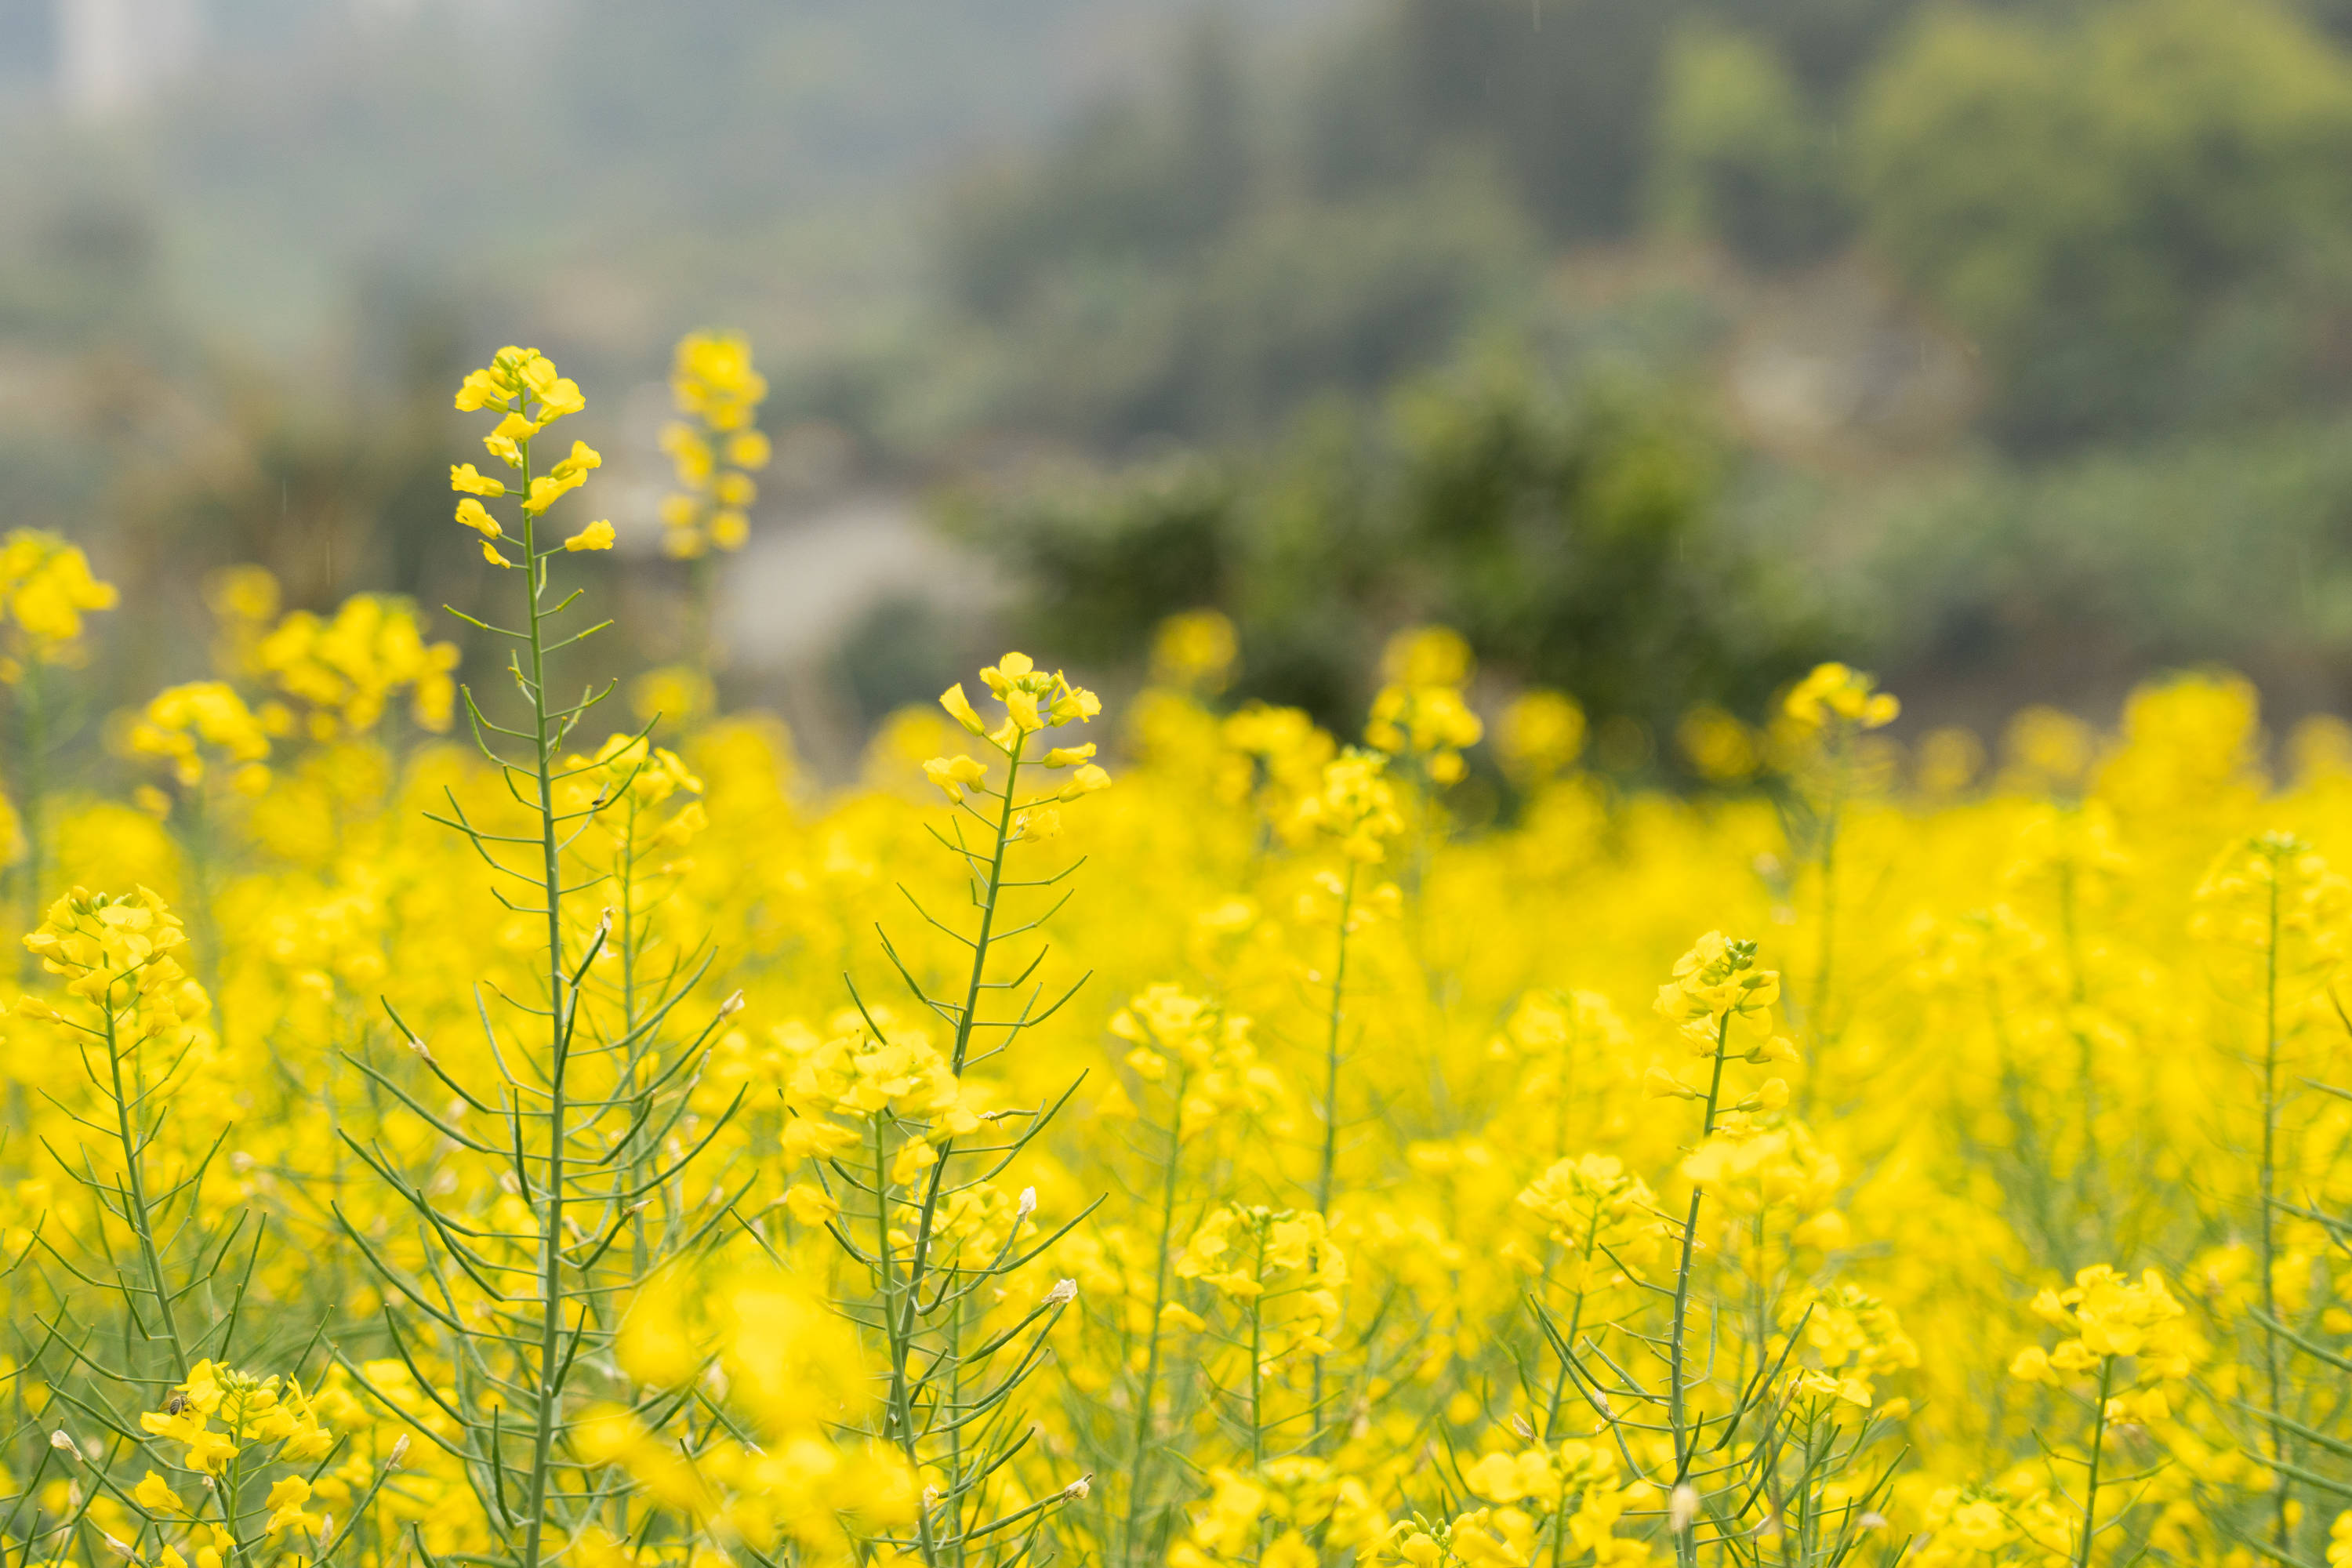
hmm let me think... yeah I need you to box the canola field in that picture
[0,343,2346,1568]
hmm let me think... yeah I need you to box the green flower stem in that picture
[1667,1013,1733,1568]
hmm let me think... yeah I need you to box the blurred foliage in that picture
[947,0,2352,453]
[942,16,1534,445]
[1653,22,1846,268]
[1853,0,2352,446]
[17,0,2352,742]
[1864,412,2352,694]
[932,0,2352,731]
[958,358,1834,741]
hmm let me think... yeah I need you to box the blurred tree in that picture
[1853,0,2352,445]
[1713,0,1918,99]
[946,12,1258,316]
[960,357,1835,742]
[1653,21,1848,267]
[1388,361,1827,726]
[1020,169,1530,443]
[1384,0,1678,239]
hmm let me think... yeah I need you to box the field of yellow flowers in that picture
[0,341,2347,1568]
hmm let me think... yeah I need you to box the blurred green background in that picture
[9,0,2352,774]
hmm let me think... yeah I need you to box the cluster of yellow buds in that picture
[630,662,717,734]
[1782,661,1900,733]
[944,651,1103,741]
[1654,931,1785,1047]
[1382,1508,1540,1568]
[1221,702,1335,825]
[1676,703,1761,782]
[1367,626,1484,783]
[1288,750,1405,862]
[779,1017,984,1142]
[1911,1478,2073,1568]
[1109,982,1285,1138]
[1171,1459,1389,1568]
[0,529,117,677]
[927,652,1109,810]
[557,735,709,893]
[2192,830,2351,971]
[561,732,705,815]
[253,593,459,740]
[136,1360,332,1479]
[1650,931,1798,1103]
[598,1269,917,1565]
[2009,1264,2193,1424]
[1174,1204,1348,1361]
[658,332,771,558]
[451,346,612,563]
[1112,982,1237,1080]
[1515,1153,1660,1289]
[1680,1116,1839,1214]
[1496,688,1585,783]
[1461,1436,1649,1564]
[127,681,275,797]
[1152,608,1240,692]
[1784,1283,1920,1411]
[21,886,204,1014]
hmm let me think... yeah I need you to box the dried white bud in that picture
[1669,1483,1700,1534]
[100,1534,134,1560]
[1046,1278,1078,1306]
[47,1429,73,1454]
[1017,1186,1037,1218]
[922,1486,942,1509]
[1858,1513,1888,1530]
[595,908,616,942]
[387,1434,410,1471]
[1508,1413,1537,1442]
[1064,1475,1093,1500]
[720,990,746,1018]
[318,1516,335,1545]
[408,1034,433,1062]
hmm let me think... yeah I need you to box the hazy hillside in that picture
[0,0,1341,359]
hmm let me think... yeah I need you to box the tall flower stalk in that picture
[792,655,1110,1567]
[336,347,736,1568]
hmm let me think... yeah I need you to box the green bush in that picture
[957,357,1836,745]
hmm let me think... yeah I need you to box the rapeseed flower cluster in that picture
[658,332,771,560]
[2,336,2350,1568]
[0,530,117,675]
